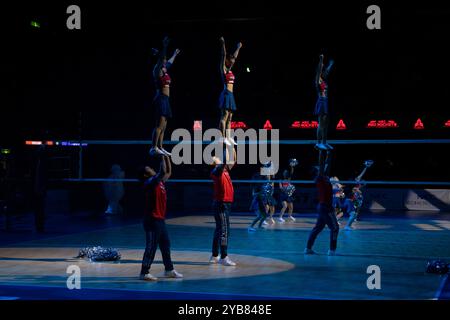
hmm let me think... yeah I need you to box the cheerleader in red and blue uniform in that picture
[314,54,334,151]
[278,159,298,223]
[218,37,242,146]
[149,37,180,157]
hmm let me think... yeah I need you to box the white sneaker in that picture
[139,273,157,281]
[278,218,285,223]
[262,220,269,225]
[160,148,172,157]
[209,256,219,264]
[327,250,336,256]
[247,227,256,232]
[288,216,296,222]
[228,137,238,146]
[220,137,232,146]
[149,147,164,156]
[304,248,316,255]
[164,269,183,278]
[219,256,236,266]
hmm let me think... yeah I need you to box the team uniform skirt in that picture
[153,93,172,118]
[280,192,294,204]
[314,96,328,116]
[218,89,237,112]
[264,195,277,207]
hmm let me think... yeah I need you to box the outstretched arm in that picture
[231,42,242,61]
[355,167,368,182]
[315,54,324,88]
[167,48,180,68]
[219,37,227,73]
[226,147,237,171]
[318,150,326,176]
[212,147,236,175]
[154,36,170,76]
[324,150,332,176]
[211,149,226,176]
[212,163,225,176]
[356,160,374,182]
[162,155,171,181]
[323,59,334,79]
[289,164,295,176]
[148,155,168,185]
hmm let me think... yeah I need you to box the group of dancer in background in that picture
[331,160,373,230]
[248,159,298,231]
[139,36,373,280]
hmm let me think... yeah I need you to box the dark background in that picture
[1,1,450,183]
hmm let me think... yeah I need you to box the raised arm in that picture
[219,37,227,73]
[355,160,373,186]
[152,155,169,183]
[211,150,225,176]
[154,36,170,76]
[167,48,180,67]
[162,155,171,181]
[315,54,324,87]
[355,167,368,182]
[323,59,334,80]
[231,42,242,61]
[318,150,326,176]
[212,162,225,176]
[324,150,332,176]
[226,146,237,171]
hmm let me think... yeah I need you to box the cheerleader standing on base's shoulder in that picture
[314,54,334,151]
[149,36,180,157]
[218,36,242,146]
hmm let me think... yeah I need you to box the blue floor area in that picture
[1,210,450,300]
[2,209,449,246]
[0,284,296,300]
[0,212,142,245]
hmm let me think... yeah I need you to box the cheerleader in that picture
[264,177,277,224]
[149,36,180,157]
[314,54,334,151]
[344,188,362,230]
[278,159,298,223]
[248,171,269,231]
[351,160,374,221]
[330,176,345,223]
[218,37,242,146]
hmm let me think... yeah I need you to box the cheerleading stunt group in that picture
[138,37,374,281]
